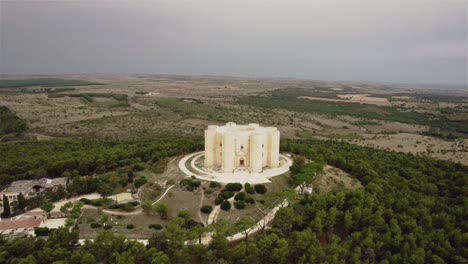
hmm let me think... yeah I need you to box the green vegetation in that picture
[254,184,267,194]
[290,159,324,193]
[220,200,231,211]
[200,205,213,214]
[0,138,465,263]
[0,106,27,136]
[0,78,102,88]
[0,138,203,186]
[148,224,163,230]
[233,200,245,209]
[48,92,129,107]
[224,183,243,192]
[1,194,11,217]
[239,94,468,136]
[180,178,201,191]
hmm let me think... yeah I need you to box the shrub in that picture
[103,225,112,230]
[220,191,234,200]
[90,223,102,228]
[126,224,135,229]
[120,203,135,212]
[200,205,213,214]
[254,184,267,194]
[234,192,247,201]
[234,201,245,209]
[224,183,242,192]
[132,164,145,172]
[180,178,201,191]
[148,224,163,230]
[245,197,255,204]
[205,189,213,195]
[80,198,92,205]
[209,182,221,188]
[34,227,49,236]
[220,201,231,211]
[134,177,148,188]
[244,183,255,194]
[214,196,224,205]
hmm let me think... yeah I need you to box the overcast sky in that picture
[1,0,466,85]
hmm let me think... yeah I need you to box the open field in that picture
[1,74,467,165]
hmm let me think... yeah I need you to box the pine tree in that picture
[17,192,27,211]
[2,194,11,218]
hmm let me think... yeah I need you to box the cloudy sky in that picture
[1,0,466,85]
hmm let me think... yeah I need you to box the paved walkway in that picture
[196,199,289,245]
[81,205,143,216]
[197,185,207,226]
[152,184,175,206]
[78,199,289,246]
[30,193,102,213]
[179,151,292,184]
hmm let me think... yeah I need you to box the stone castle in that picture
[204,122,280,173]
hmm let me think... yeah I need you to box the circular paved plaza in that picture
[178,151,292,184]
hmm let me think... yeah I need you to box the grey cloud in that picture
[1,0,466,85]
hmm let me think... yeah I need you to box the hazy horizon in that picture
[1,0,466,86]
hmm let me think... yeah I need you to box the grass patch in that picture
[0,106,27,136]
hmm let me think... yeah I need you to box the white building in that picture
[204,122,280,173]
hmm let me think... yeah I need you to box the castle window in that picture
[262,144,264,148]
[241,145,244,150]
[220,143,222,147]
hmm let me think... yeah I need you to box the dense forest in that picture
[0,138,466,263]
[0,138,203,186]
[0,106,27,136]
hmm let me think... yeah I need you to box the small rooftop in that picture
[3,177,68,194]
[0,219,42,231]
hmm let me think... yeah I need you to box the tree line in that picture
[0,138,203,187]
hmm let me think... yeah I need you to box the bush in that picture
[132,164,145,172]
[103,225,112,230]
[234,192,247,201]
[220,191,234,200]
[209,182,221,188]
[90,223,102,228]
[120,203,135,212]
[224,183,242,192]
[245,197,255,204]
[34,227,49,236]
[244,183,255,194]
[214,196,224,205]
[80,198,92,205]
[148,224,163,230]
[200,205,213,214]
[180,178,201,191]
[126,224,135,229]
[220,201,231,211]
[234,201,245,209]
[254,184,267,194]
[134,177,148,188]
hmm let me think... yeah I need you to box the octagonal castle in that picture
[204,122,280,173]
